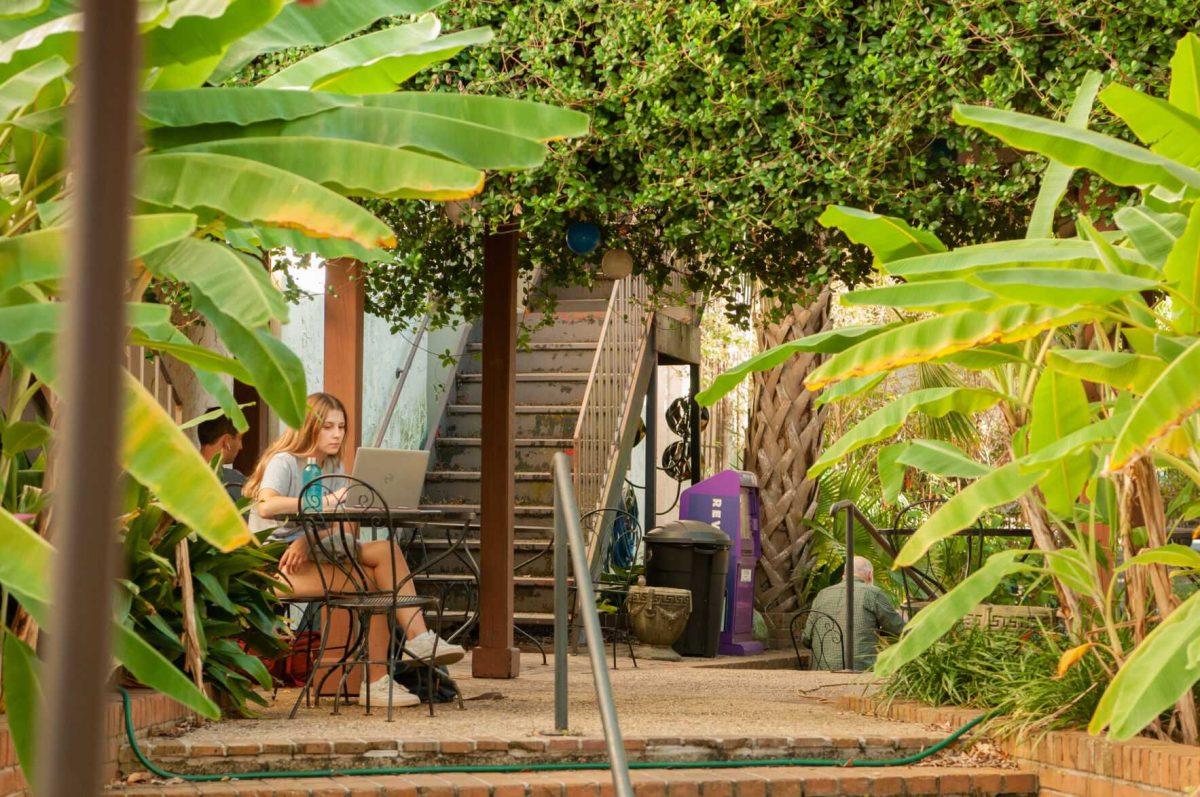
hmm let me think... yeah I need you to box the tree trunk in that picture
[747,288,832,613]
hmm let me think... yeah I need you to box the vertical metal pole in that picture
[688,362,701,484]
[554,454,633,797]
[843,508,855,672]
[553,472,569,732]
[39,3,140,796]
[644,338,657,534]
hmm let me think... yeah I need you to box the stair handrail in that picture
[571,274,652,519]
[375,314,432,448]
[552,452,634,797]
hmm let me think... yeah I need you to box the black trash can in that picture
[644,520,731,657]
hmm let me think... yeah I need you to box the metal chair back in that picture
[790,609,845,671]
[297,473,400,599]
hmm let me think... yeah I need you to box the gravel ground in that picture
[176,653,936,744]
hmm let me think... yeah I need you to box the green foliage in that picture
[883,625,1108,739]
[707,30,1200,741]
[121,486,289,716]
[346,0,1198,328]
[0,3,585,778]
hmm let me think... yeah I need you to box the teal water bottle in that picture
[301,456,324,510]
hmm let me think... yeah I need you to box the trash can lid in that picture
[645,520,730,547]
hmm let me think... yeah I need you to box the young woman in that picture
[245,392,464,708]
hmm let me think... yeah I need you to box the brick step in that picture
[125,732,955,775]
[110,765,1036,796]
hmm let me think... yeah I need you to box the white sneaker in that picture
[404,631,465,665]
[358,674,419,708]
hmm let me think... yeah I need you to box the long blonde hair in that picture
[243,392,347,498]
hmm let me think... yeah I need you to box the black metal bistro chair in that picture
[790,609,845,671]
[514,507,645,668]
[288,474,471,720]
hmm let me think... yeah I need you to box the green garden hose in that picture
[119,687,993,783]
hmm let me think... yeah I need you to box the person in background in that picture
[197,408,246,503]
[804,555,904,671]
[244,391,464,709]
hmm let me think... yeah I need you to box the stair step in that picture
[456,373,590,382]
[441,404,577,438]
[420,504,554,531]
[459,342,596,375]
[426,471,552,480]
[524,310,605,343]
[423,471,553,506]
[456,372,588,405]
[112,766,1036,795]
[438,437,572,446]
[547,279,615,300]
[434,437,572,471]
[544,297,609,312]
[414,573,563,613]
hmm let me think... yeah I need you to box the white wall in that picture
[280,265,430,449]
[626,364,692,530]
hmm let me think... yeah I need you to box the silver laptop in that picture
[350,447,429,509]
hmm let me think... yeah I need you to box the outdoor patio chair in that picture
[289,474,471,721]
[790,609,845,671]
[515,507,644,668]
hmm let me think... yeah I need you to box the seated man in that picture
[197,408,246,503]
[804,556,904,671]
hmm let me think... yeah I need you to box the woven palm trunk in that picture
[746,288,832,613]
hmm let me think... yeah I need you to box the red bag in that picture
[266,630,321,687]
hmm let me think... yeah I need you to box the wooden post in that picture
[473,225,521,679]
[324,258,364,470]
[39,3,139,795]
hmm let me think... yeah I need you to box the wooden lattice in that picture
[746,288,832,613]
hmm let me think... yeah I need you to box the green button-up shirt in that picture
[803,578,905,671]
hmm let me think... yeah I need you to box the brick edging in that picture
[1,688,196,797]
[836,694,1200,795]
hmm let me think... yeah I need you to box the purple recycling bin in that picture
[680,470,764,655]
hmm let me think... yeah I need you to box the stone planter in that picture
[626,585,692,661]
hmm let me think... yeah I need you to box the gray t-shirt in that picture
[248,453,345,542]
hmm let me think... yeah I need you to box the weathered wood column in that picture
[473,225,521,679]
[324,258,365,469]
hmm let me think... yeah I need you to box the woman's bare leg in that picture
[281,563,417,684]
[356,540,429,638]
[279,541,429,684]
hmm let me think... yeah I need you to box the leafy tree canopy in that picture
[251,1,1195,328]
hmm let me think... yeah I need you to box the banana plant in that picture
[0,0,588,779]
[702,33,1200,743]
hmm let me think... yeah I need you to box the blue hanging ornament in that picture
[566,221,601,255]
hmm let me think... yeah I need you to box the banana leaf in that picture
[172,136,485,200]
[953,103,1200,196]
[809,387,1002,479]
[137,152,396,249]
[806,305,1095,391]
[1107,339,1200,471]
[362,92,589,142]
[696,323,895,406]
[818,204,945,263]
[894,463,1048,567]
[212,0,448,82]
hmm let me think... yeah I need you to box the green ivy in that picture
[255,1,1196,327]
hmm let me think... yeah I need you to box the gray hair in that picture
[852,556,874,581]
